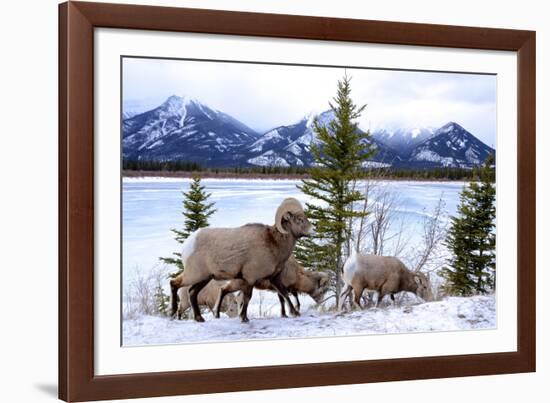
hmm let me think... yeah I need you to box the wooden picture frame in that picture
[59,1,536,401]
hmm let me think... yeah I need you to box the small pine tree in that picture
[296,74,375,306]
[440,154,496,296]
[153,283,170,316]
[160,176,216,276]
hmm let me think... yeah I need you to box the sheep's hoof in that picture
[240,317,249,323]
[195,316,205,323]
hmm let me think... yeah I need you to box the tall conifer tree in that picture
[440,155,496,295]
[296,74,375,306]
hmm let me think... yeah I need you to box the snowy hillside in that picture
[372,126,436,157]
[123,295,495,346]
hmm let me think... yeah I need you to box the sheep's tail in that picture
[181,229,200,267]
[342,250,358,287]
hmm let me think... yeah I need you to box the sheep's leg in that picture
[376,292,385,308]
[239,285,253,323]
[278,294,288,318]
[169,277,182,318]
[292,291,301,312]
[348,286,353,309]
[177,289,190,320]
[270,279,299,317]
[339,285,352,310]
[352,285,364,310]
[212,288,224,319]
[213,279,247,318]
[189,279,210,322]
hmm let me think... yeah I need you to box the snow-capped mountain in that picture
[246,110,402,167]
[408,122,494,168]
[122,95,259,166]
[122,96,492,169]
[372,126,436,157]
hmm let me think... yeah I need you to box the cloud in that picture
[123,57,496,147]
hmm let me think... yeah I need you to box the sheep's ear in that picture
[414,275,421,285]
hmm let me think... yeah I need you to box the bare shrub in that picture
[123,264,170,320]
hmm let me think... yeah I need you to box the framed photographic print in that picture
[59,1,536,401]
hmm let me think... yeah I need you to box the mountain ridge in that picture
[122,96,494,169]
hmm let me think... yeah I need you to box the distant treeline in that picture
[123,159,310,175]
[387,166,495,181]
[122,159,495,181]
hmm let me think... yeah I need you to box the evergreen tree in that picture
[160,176,216,276]
[153,283,170,316]
[440,154,496,295]
[296,74,375,306]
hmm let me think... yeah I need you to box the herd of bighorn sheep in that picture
[170,197,433,323]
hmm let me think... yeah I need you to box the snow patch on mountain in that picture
[247,150,291,167]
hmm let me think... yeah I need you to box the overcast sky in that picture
[123,57,496,147]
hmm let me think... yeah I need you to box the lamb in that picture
[340,252,433,309]
[170,198,313,322]
[175,280,239,319]
[251,256,330,317]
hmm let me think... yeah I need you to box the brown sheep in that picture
[340,252,433,309]
[252,256,330,317]
[170,198,313,322]
[176,280,239,319]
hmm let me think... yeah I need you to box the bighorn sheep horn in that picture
[275,198,303,234]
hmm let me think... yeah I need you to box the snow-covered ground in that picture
[123,295,495,346]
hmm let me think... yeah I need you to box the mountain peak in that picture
[162,95,200,108]
[439,121,466,133]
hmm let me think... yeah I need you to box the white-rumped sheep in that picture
[176,280,239,319]
[340,252,433,309]
[170,198,313,322]
[251,256,330,317]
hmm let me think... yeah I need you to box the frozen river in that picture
[122,177,465,282]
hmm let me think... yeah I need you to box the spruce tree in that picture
[440,154,496,295]
[160,176,216,276]
[296,74,375,306]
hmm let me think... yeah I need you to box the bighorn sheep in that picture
[340,252,433,309]
[176,280,239,319]
[247,256,330,317]
[170,198,313,322]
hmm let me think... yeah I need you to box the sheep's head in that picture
[309,271,330,303]
[413,272,434,302]
[275,198,313,238]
